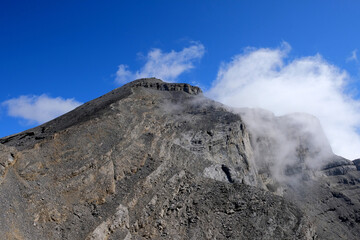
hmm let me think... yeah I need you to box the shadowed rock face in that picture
[0,78,359,239]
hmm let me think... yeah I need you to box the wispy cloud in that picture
[2,95,82,124]
[347,49,358,63]
[115,43,205,84]
[208,43,360,160]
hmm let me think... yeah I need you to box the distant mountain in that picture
[1,78,359,239]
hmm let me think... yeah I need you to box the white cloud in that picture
[2,95,82,124]
[347,49,358,62]
[208,43,360,160]
[115,43,205,84]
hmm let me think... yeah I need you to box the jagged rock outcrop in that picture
[0,78,359,239]
[235,107,360,239]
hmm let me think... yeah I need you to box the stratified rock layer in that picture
[0,78,359,239]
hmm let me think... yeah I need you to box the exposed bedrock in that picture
[0,78,359,239]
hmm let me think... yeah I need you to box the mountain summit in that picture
[1,78,360,239]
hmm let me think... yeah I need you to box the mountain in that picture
[1,78,359,239]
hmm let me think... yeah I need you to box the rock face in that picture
[0,78,359,239]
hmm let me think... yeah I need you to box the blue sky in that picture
[1,1,360,159]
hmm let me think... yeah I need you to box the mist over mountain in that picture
[1,78,360,239]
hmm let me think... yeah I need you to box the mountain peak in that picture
[125,77,202,95]
[0,79,202,150]
[1,79,360,239]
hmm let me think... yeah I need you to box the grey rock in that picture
[0,78,359,239]
[352,158,360,171]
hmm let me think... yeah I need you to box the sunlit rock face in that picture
[0,78,359,239]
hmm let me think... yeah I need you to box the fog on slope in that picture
[233,107,334,184]
[208,43,360,160]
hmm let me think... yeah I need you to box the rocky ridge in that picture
[0,78,359,239]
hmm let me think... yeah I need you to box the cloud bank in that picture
[115,43,205,84]
[208,43,360,160]
[3,95,82,124]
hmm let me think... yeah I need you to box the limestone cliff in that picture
[0,78,359,239]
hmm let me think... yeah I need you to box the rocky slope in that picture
[0,78,359,239]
